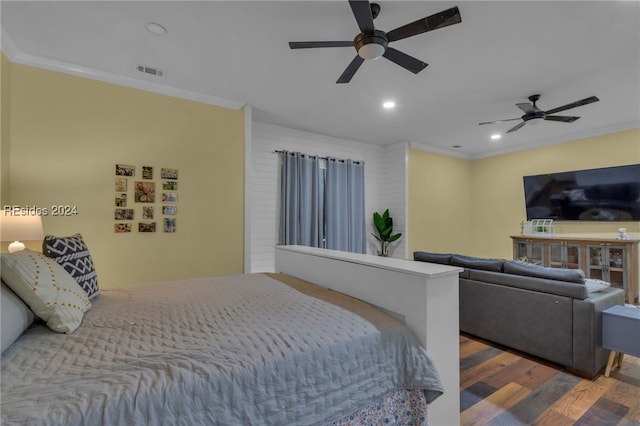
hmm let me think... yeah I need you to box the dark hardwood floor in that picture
[459,333,640,425]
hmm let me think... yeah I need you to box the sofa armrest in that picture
[572,287,625,377]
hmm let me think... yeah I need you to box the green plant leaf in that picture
[388,233,402,242]
[373,212,385,234]
[372,209,402,247]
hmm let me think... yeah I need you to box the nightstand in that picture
[602,305,640,377]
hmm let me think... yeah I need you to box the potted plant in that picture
[372,209,402,257]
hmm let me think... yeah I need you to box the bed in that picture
[1,247,445,425]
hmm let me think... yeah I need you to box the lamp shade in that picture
[0,215,45,252]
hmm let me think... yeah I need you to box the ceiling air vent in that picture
[136,64,165,78]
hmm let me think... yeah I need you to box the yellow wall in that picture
[4,57,638,283]
[408,148,473,255]
[468,129,640,258]
[409,129,640,260]
[3,61,245,288]
[1,53,11,206]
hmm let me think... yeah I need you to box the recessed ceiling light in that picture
[490,134,502,140]
[145,22,167,36]
[382,101,396,109]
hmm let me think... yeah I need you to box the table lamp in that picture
[0,215,45,253]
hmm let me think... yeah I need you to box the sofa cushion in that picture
[458,269,470,279]
[469,269,588,299]
[413,252,452,265]
[450,255,504,272]
[503,260,585,283]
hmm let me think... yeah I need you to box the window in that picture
[278,151,365,254]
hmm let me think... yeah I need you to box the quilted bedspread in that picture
[1,273,443,425]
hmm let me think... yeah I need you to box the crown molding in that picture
[409,121,639,161]
[1,25,20,60]
[408,142,473,160]
[471,121,640,160]
[1,25,245,110]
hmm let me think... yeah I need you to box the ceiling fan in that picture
[479,94,600,133]
[288,1,462,84]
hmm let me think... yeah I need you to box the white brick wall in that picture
[380,142,409,259]
[249,122,406,272]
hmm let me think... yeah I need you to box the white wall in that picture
[379,142,409,259]
[249,122,407,272]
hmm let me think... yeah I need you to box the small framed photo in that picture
[142,166,153,180]
[142,206,154,220]
[162,192,177,203]
[134,181,155,203]
[115,178,127,192]
[116,164,135,176]
[115,208,134,220]
[138,222,156,233]
[162,180,178,190]
[162,205,177,215]
[163,218,176,233]
[161,168,178,180]
[114,223,132,233]
[115,193,127,207]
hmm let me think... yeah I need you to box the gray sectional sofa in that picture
[414,251,625,377]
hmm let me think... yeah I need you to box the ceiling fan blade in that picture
[478,118,522,125]
[386,6,461,42]
[516,102,538,114]
[349,0,375,34]
[506,121,526,133]
[289,41,355,49]
[382,47,428,74]
[544,96,599,115]
[337,55,365,84]
[544,115,580,123]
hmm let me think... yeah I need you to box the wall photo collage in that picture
[114,164,178,234]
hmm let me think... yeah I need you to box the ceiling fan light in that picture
[358,43,385,60]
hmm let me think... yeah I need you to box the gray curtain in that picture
[325,158,366,253]
[278,151,324,247]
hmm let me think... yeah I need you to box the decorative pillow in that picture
[1,281,35,353]
[42,233,99,299]
[1,250,91,334]
[584,278,611,293]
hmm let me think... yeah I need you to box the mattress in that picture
[1,273,443,425]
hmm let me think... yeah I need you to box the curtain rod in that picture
[273,150,363,164]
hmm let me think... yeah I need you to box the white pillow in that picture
[1,250,91,334]
[1,281,35,353]
[584,278,611,293]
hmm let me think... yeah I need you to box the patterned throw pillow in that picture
[1,250,91,334]
[42,233,99,299]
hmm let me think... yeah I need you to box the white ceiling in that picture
[1,1,639,158]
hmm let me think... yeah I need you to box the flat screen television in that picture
[523,164,640,221]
